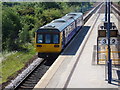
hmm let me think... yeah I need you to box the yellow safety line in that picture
[98,51,120,53]
[98,46,120,64]
[98,59,120,61]
[98,62,120,65]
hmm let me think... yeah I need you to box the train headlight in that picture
[37,45,42,47]
[54,45,59,48]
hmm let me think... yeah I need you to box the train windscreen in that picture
[45,34,51,43]
[37,34,43,43]
[53,34,59,44]
[37,33,59,44]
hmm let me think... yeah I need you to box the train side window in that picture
[71,24,73,30]
[67,27,70,36]
[65,28,68,37]
[69,25,72,32]
[53,34,59,44]
[45,34,51,43]
[37,34,43,43]
[77,19,79,23]
[67,27,70,34]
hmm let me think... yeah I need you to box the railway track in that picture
[16,58,56,89]
[111,3,120,19]
[16,61,47,89]
[4,2,103,90]
[4,57,57,90]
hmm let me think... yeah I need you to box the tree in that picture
[2,8,22,50]
[19,24,30,44]
[2,2,94,51]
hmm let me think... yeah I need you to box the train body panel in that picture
[35,44,61,53]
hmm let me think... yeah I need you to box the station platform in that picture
[34,12,120,88]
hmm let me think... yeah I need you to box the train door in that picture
[62,31,65,48]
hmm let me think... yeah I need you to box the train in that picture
[35,12,84,58]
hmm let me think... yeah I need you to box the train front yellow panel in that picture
[35,44,62,53]
[35,32,62,53]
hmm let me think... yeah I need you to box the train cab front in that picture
[35,28,62,58]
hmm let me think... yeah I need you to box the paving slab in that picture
[34,13,120,89]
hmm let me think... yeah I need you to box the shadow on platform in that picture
[117,70,120,82]
[109,70,120,87]
[61,26,90,55]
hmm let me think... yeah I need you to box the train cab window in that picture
[45,34,51,43]
[53,34,59,44]
[37,34,43,43]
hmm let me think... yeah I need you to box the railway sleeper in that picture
[29,75,36,77]
[26,79,38,82]
[21,83,35,87]
[32,73,42,75]
[23,81,38,84]
[31,73,42,76]
[27,77,39,80]
[33,71,40,74]
[30,73,41,76]
[25,80,39,83]
[24,81,37,84]
[19,86,33,89]
[33,67,42,70]
[30,76,41,79]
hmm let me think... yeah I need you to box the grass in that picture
[1,43,36,84]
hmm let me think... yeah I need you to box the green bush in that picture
[2,2,93,51]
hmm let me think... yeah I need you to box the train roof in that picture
[37,12,83,32]
[65,12,83,20]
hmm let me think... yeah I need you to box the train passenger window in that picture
[65,29,68,37]
[37,34,43,43]
[53,34,59,44]
[45,34,51,43]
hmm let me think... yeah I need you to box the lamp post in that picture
[107,0,112,84]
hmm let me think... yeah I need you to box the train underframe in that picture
[38,52,59,59]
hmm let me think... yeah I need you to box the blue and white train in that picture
[35,12,84,58]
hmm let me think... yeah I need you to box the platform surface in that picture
[34,13,120,89]
[67,14,119,88]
